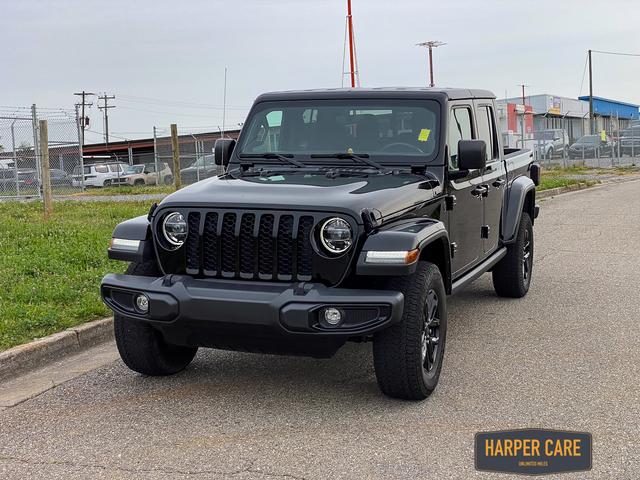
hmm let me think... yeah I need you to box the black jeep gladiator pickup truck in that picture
[101,88,540,400]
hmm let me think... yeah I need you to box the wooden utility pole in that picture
[171,124,181,190]
[98,94,115,147]
[39,120,52,220]
[74,91,94,146]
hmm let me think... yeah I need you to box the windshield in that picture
[576,136,599,144]
[190,155,215,167]
[533,131,555,140]
[236,99,441,164]
[124,166,143,175]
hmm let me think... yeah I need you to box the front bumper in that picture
[101,274,404,357]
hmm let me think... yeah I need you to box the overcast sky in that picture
[3,0,640,144]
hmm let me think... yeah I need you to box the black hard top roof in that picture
[254,87,496,103]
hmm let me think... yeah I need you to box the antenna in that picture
[416,41,446,87]
[342,0,360,88]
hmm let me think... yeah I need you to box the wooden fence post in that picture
[39,120,52,220]
[171,124,181,190]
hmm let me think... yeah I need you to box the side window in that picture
[147,165,156,173]
[477,105,497,162]
[449,108,473,169]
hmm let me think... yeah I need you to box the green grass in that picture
[70,184,177,196]
[0,200,151,352]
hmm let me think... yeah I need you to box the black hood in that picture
[159,169,441,224]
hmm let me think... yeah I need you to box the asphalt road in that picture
[1,179,639,479]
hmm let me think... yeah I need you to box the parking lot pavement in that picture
[1,179,639,479]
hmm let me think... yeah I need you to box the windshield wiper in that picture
[309,153,386,170]
[239,153,305,168]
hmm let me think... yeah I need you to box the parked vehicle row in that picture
[0,168,72,194]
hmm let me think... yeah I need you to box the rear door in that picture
[475,101,504,255]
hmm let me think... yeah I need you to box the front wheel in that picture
[546,148,553,160]
[373,262,447,400]
[114,261,198,375]
[492,213,533,298]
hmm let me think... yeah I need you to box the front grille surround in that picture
[154,208,358,284]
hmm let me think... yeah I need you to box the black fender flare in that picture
[356,219,452,294]
[503,176,536,244]
[108,215,155,263]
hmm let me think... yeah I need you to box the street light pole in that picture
[416,41,446,87]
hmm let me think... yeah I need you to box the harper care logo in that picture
[475,429,592,475]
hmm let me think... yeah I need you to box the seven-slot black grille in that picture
[172,210,317,281]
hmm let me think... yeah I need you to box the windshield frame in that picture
[234,99,442,167]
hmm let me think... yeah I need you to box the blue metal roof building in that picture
[577,96,640,119]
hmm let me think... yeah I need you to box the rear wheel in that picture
[373,262,447,400]
[164,175,173,185]
[492,213,533,298]
[114,261,198,375]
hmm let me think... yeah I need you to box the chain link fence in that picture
[498,99,639,170]
[0,106,82,198]
[152,127,224,186]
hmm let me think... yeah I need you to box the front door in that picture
[447,105,484,276]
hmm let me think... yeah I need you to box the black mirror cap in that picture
[214,139,236,166]
[457,139,487,171]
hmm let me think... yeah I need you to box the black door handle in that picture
[492,178,506,188]
[471,185,489,197]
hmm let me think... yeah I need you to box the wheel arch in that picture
[356,220,452,294]
[503,175,535,244]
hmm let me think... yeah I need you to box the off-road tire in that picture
[134,179,145,186]
[114,261,198,375]
[546,148,553,160]
[492,212,533,298]
[373,262,447,401]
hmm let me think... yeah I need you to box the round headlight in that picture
[162,212,188,247]
[320,217,352,254]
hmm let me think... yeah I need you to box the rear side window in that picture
[449,108,473,169]
[95,165,109,173]
[476,105,498,163]
[109,164,122,172]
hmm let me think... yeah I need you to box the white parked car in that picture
[533,129,570,159]
[72,162,128,188]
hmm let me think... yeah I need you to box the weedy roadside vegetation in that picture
[0,200,150,351]
[537,164,639,191]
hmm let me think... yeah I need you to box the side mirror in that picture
[214,139,236,166]
[457,139,486,171]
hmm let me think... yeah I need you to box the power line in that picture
[107,92,249,110]
[591,50,640,57]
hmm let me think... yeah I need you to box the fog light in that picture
[324,307,342,325]
[135,294,149,313]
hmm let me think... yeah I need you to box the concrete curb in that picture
[536,173,640,199]
[0,317,114,383]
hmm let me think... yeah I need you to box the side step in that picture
[450,247,507,296]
